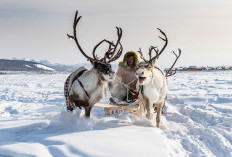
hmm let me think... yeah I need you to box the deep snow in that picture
[0,71,231,157]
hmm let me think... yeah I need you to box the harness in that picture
[71,69,90,98]
[64,69,89,111]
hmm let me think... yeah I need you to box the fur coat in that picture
[110,51,138,100]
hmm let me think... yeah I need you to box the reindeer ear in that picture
[92,61,99,69]
[90,60,95,66]
[93,62,101,69]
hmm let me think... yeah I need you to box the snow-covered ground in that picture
[0,71,231,157]
[34,64,55,71]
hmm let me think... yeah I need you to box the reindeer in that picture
[64,11,123,117]
[135,28,181,128]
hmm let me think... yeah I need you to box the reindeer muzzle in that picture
[109,71,115,79]
[139,77,146,83]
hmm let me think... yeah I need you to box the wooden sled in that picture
[95,98,143,117]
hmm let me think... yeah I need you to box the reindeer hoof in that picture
[146,113,152,119]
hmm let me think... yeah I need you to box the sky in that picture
[0,0,232,68]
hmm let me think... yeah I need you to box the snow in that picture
[34,64,55,71]
[25,64,33,68]
[0,71,232,157]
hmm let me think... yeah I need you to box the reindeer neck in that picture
[80,68,105,89]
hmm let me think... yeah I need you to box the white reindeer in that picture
[135,28,181,128]
[64,10,123,117]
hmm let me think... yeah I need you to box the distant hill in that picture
[0,59,119,73]
[47,63,91,72]
[0,59,55,72]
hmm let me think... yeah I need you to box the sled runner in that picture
[95,97,143,117]
[95,90,166,117]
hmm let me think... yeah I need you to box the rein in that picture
[113,75,137,92]
[113,75,139,100]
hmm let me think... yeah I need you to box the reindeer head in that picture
[67,10,123,81]
[136,28,181,85]
[92,61,114,81]
[136,62,154,85]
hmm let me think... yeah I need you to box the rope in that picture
[111,74,144,107]
[113,74,137,92]
[113,74,138,99]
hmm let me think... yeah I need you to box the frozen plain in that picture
[0,71,231,157]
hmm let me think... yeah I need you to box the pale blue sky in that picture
[1,0,232,67]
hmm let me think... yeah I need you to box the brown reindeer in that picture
[64,10,123,117]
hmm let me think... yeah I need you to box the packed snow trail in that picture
[166,71,232,157]
[0,71,231,156]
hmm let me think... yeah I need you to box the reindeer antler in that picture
[149,46,159,60]
[137,28,168,66]
[106,27,123,63]
[138,48,150,64]
[92,39,115,61]
[67,10,123,63]
[92,27,123,63]
[67,10,95,62]
[166,49,181,77]
[137,27,181,76]
[149,28,168,64]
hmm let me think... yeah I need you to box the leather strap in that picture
[71,69,90,99]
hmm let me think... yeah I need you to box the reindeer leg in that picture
[145,99,152,119]
[139,102,145,117]
[155,104,162,128]
[85,106,92,118]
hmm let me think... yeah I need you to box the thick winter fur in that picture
[67,62,114,117]
[110,62,137,99]
[136,63,168,128]
[110,51,138,100]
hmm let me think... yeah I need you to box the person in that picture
[110,51,139,102]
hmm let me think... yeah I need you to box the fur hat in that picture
[122,51,138,68]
